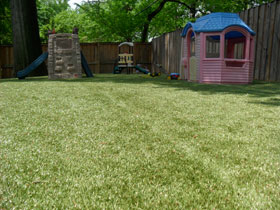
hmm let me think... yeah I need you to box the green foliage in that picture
[78,0,192,42]
[1,75,280,208]
[80,0,143,42]
[36,0,70,42]
[51,10,94,42]
[77,0,273,42]
[37,0,69,26]
[203,0,274,13]
[148,2,192,38]
[0,0,12,44]
[2,0,275,44]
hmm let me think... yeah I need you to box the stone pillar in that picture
[48,33,82,79]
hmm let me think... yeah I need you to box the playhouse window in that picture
[224,31,246,59]
[205,35,220,58]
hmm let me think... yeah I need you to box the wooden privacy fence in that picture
[152,29,182,75]
[0,45,13,78]
[0,42,151,78]
[152,0,280,82]
[239,0,280,81]
[80,43,151,74]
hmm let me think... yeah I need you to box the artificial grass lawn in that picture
[0,74,279,209]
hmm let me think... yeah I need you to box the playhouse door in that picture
[189,56,197,81]
[188,33,197,81]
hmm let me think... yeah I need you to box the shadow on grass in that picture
[249,98,280,107]
[1,74,280,106]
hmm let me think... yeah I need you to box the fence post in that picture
[96,43,100,74]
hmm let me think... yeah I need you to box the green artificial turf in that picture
[0,74,279,209]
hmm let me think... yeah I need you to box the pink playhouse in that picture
[181,13,256,84]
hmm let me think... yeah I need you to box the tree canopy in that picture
[78,0,273,42]
[0,0,274,44]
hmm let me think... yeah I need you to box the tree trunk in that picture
[141,0,168,42]
[141,22,150,43]
[10,0,47,76]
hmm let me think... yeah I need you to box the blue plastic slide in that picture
[134,65,150,74]
[81,51,94,77]
[113,65,149,74]
[113,66,122,74]
[17,52,49,79]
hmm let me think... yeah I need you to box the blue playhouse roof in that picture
[181,13,255,37]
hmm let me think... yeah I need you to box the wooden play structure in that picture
[181,13,256,84]
[118,42,134,68]
[114,42,150,74]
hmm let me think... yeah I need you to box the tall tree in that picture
[10,0,47,76]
